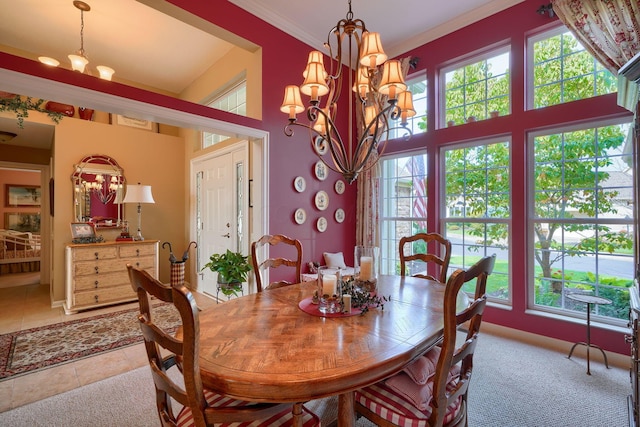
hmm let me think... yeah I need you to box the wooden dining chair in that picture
[251,234,303,292]
[127,265,320,427]
[355,254,496,427]
[399,232,452,283]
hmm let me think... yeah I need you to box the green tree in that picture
[445,31,628,297]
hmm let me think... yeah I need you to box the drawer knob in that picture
[94,295,99,303]
[94,280,99,289]
[94,252,99,260]
[135,262,140,267]
[136,249,140,256]
[94,266,99,274]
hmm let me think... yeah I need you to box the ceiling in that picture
[0,0,525,150]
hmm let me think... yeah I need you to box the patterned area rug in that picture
[0,303,180,381]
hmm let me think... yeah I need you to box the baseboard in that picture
[482,322,629,369]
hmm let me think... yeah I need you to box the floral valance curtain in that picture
[551,0,640,111]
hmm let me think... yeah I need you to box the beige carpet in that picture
[0,332,630,426]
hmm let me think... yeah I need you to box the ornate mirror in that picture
[71,154,125,228]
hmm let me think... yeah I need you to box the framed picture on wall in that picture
[5,185,41,207]
[5,212,41,233]
[110,114,158,132]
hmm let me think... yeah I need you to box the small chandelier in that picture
[38,1,115,81]
[84,174,122,204]
[281,0,414,184]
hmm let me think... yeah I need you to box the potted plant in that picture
[201,249,252,297]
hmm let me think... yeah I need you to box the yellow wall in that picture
[51,118,185,303]
[180,46,262,120]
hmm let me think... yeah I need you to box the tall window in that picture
[379,152,428,275]
[441,48,510,127]
[202,80,247,148]
[529,27,616,109]
[389,72,427,139]
[442,140,511,300]
[531,122,634,322]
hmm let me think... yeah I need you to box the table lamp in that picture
[122,183,155,240]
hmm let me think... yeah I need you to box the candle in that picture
[342,294,351,313]
[360,256,373,281]
[322,274,337,296]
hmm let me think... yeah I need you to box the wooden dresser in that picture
[64,240,159,314]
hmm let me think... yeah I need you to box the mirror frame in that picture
[71,154,126,228]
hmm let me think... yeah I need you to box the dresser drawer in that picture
[120,244,156,258]
[74,271,129,291]
[73,285,136,307]
[71,246,118,261]
[74,257,129,276]
[65,240,158,314]
[121,255,156,271]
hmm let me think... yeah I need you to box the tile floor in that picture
[0,271,217,413]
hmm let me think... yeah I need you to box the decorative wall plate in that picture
[334,180,345,194]
[294,208,306,224]
[293,176,306,193]
[314,160,328,181]
[313,136,328,155]
[315,190,329,211]
[317,217,327,232]
[335,208,345,223]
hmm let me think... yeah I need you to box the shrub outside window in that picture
[531,121,634,323]
[528,27,616,109]
[441,48,510,127]
[442,140,511,300]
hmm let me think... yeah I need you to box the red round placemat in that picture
[298,297,362,317]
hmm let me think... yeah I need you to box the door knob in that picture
[222,233,230,238]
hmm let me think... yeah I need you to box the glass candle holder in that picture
[317,267,341,314]
[354,246,379,293]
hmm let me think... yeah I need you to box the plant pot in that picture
[79,107,94,121]
[45,101,75,117]
[217,278,243,296]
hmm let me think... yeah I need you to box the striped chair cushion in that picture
[355,370,462,427]
[403,346,441,385]
[176,389,320,427]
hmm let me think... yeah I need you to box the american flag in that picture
[412,155,428,230]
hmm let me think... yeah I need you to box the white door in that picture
[195,147,248,296]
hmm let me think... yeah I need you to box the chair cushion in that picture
[176,389,320,427]
[323,252,347,269]
[386,364,461,411]
[403,346,441,385]
[356,372,462,427]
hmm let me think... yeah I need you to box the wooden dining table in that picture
[196,274,467,426]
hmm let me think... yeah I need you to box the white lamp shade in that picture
[301,62,330,99]
[68,54,89,73]
[378,60,407,99]
[122,185,155,204]
[359,32,387,69]
[96,65,115,81]
[38,56,60,67]
[280,85,305,118]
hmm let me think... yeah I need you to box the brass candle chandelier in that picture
[281,0,414,184]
